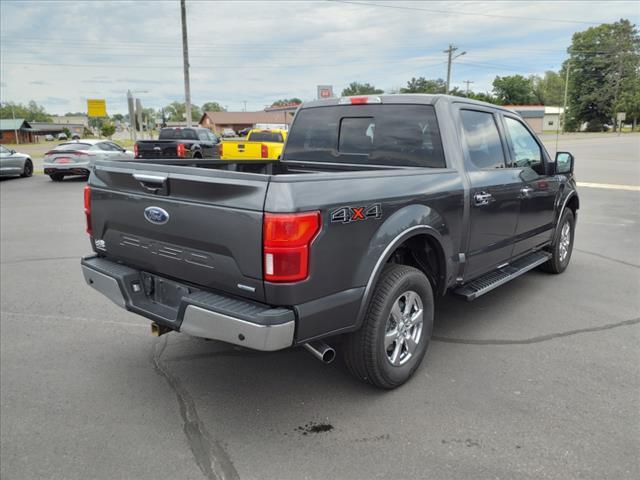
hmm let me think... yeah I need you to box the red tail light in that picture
[261,144,268,158]
[350,97,369,105]
[176,143,186,157]
[263,211,321,282]
[219,142,223,157]
[134,144,139,157]
[84,185,92,235]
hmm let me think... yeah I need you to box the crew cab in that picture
[220,129,288,160]
[134,127,220,160]
[81,95,578,389]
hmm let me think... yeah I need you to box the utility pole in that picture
[127,90,136,141]
[243,100,247,112]
[463,80,474,97]
[561,63,571,134]
[11,104,19,145]
[180,0,192,127]
[444,44,466,94]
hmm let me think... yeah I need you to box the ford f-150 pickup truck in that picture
[220,129,288,160]
[134,127,220,160]
[81,95,578,389]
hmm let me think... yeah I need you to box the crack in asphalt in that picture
[432,317,640,345]
[574,248,640,268]
[152,336,240,480]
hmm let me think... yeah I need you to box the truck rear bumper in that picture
[81,255,295,351]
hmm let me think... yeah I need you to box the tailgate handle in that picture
[133,173,169,194]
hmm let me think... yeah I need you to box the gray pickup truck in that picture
[81,95,579,389]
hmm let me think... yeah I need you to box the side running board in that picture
[454,251,552,301]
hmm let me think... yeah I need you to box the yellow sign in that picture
[87,99,107,117]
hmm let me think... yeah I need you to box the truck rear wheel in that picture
[343,264,434,389]
[540,208,575,274]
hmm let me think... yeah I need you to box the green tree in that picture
[163,101,202,122]
[564,19,639,132]
[201,102,226,112]
[101,122,116,138]
[0,100,52,122]
[400,77,446,94]
[270,98,302,107]
[341,82,384,96]
[619,73,640,130]
[492,75,534,104]
[468,91,500,104]
[531,71,565,105]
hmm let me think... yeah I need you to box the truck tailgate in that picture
[221,140,260,160]
[89,161,268,302]
[136,140,178,158]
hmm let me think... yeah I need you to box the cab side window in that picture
[460,110,506,169]
[504,117,543,173]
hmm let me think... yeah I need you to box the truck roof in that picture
[300,94,514,114]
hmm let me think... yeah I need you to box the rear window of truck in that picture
[159,128,198,140]
[248,131,284,142]
[283,104,445,168]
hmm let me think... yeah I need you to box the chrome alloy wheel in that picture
[559,221,571,262]
[384,291,424,367]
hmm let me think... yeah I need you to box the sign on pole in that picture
[317,85,334,99]
[87,99,107,117]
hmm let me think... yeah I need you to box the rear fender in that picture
[353,204,452,329]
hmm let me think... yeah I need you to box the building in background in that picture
[199,111,294,134]
[51,116,88,137]
[263,103,300,115]
[503,105,545,133]
[543,106,564,132]
[0,119,35,144]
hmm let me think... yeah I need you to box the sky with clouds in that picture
[0,0,638,114]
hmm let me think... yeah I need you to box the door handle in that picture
[520,186,534,198]
[474,191,493,206]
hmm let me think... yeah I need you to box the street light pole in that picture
[180,0,193,127]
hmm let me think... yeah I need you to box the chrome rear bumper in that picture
[81,256,295,351]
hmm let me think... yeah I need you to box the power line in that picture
[329,0,603,25]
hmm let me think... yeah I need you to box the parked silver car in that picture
[0,145,33,178]
[43,139,134,181]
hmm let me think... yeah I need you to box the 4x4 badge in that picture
[331,204,382,224]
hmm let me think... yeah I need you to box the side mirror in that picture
[555,151,574,174]
[10,149,16,154]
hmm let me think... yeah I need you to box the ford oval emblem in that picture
[144,206,169,225]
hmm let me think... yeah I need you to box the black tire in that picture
[49,173,64,182]
[192,152,202,159]
[20,159,33,177]
[540,208,575,274]
[343,264,434,389]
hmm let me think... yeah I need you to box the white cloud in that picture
[0,0,637,113]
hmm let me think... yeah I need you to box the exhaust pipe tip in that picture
[303,341,336,364]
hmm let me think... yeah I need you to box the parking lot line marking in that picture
[576,182,640,192]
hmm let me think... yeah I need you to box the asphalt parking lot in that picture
[1,135,639,480]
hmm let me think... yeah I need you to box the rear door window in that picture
[460,110,507,170]
[283,104,445,168]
